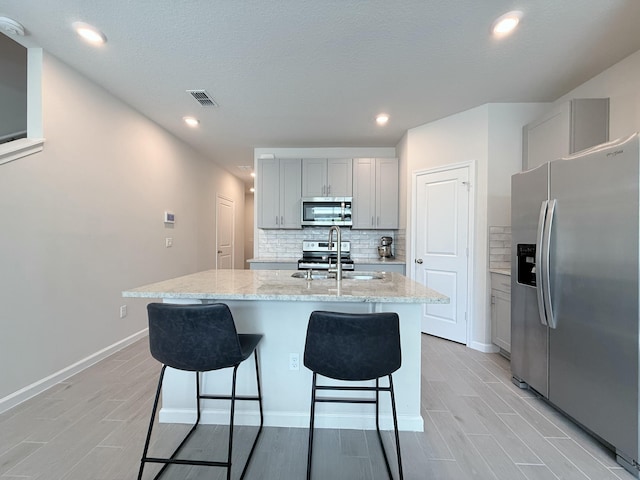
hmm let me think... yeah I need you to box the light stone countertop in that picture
[489,268,511,276]
[123,269,448,304]
[352,257,406,265]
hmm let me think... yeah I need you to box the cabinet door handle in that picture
[377,216,380,226]
[371,216,374,226]
[327,185,331,195]
[276,215,279,225]
[281,216,284,225]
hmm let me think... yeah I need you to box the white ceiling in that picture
[3,1,640,188]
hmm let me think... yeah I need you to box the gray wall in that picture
[0,33,27,141]
[0,52,245,402]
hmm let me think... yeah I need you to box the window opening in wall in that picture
[0,30,44,166]
[0,32,27,145]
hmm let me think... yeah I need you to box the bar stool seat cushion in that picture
[148,303,262,371]
[303,310,401,381]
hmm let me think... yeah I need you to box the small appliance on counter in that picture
[377,236,394,259]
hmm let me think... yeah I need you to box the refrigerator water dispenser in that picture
[516,244,536,287]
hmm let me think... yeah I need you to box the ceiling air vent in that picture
[187,89,218,107]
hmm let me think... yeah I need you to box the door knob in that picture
[415,258,423,264]
[217,250,222,254]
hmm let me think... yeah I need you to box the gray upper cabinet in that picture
[302,158,353,197]
[352,158,398,229]
[257,158,302,229]
[523,98,609,171]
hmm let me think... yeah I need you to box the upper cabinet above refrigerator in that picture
[523,98,610,171]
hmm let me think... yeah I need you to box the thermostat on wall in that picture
[164,211,175,224]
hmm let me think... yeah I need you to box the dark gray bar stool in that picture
[138,303,263,480]
[303,310,403,480]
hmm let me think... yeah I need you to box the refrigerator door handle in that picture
[536,200,549,326]
[543,199,557,328]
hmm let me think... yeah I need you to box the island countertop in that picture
[122,269,448,304]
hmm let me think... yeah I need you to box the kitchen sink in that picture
[343,272,384,280]
[291,271,384,280]
[291,272,331,280]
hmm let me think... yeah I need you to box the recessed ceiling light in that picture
[249,187,255,193]
[72,21,107,45]
[183,116,200,127]
[376,113,390,126]
[492,11,522,37]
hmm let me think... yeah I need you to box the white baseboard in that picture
[468,340,500,353]
[0,328,148,414]
[159,407,424,432]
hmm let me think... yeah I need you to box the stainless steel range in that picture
[298,240,355,270]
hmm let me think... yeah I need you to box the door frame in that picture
[216,194,235,269]
[410,160,476,347]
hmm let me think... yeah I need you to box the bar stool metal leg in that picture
[140,303,263,480]
[138,368,206,480]
[199,352,264,480]
[238,349,264,480]
[306,374,404,480]
[138,360,263,480]
[138,365,166,480]
[306,372,318,480]
[375,376,404,480]
[388,375,404,480]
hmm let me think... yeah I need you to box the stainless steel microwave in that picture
[301,197,352,226]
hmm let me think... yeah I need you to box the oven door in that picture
[301,197,352,226]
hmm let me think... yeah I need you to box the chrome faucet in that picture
[328,225,342,283]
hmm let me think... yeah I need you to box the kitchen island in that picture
[123,269,447,432]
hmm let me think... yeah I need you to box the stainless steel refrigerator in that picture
[511,133,639,475]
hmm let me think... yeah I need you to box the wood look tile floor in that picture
[0,334,635,479]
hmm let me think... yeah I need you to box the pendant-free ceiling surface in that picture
[3,1,640,181]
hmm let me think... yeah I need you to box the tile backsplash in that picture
[257,228,404,261]
[489,226,511,270]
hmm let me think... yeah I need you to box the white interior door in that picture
[413,166,470,344]
[216,195,234,269]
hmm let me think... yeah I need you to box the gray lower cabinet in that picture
[491,272,511,354]
[355,263,405,274]
[249,262,298,270]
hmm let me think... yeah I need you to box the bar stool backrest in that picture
[304,311,401,381]
[147,303,244,371]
